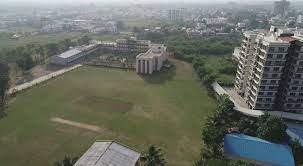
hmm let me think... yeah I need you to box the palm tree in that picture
[54,156,78,166]
[140,145,166,166]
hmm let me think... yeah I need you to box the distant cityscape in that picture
[1,0,303,166]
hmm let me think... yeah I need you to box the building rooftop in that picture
[136,45,165,59]
[74,141,140,166]
[80,44,98,51]
[262,34,291,44]
[279,36,297,42]
[116,38,150,45]
[57,49,82,59]
[224,133,295,166]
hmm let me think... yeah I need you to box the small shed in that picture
[224,133,295,166]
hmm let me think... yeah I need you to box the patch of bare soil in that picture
[75,96,133,112]
[50,117,103,133]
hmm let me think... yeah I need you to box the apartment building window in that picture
[299,93,303,96]
[290,93,296,96]
[269,86,276,90]
[269,47,275,52]
[292,86,298,90]
[257,98,263,102]
[297,98,303,102]
[272,74,278,78]
[299,61,303,66]
[261,80,267,84]
[270,80,277,84]
[301,87,303,90]
[266,98,272,102]
[273,67,280,71]
[265,61,272,66]
[295,104,301,108]
[298,68,303,72]
[295,74,301,78]
[267,54,273,58]
[274,61,284,66]
[260,86,266,90]
[288,98,295,102]
[267,92,274,96]
[264,104,270,107]
[286,104,293,108]
[264,67,270,71]
[278,47,285,52]
[293,80,300,85]
[263,74,269,78]
[276,54,283,59]
[258,92,264,95]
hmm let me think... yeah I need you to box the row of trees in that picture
[166,35,240,58]
[0,62,10,118]
[0,35,92,72]
[136,30,240,59]
[195,96,303,165]
[54,145,166,166]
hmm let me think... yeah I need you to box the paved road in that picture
[8,64,82,95]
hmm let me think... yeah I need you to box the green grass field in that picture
[0,59,217,166]
[0,32,82,49]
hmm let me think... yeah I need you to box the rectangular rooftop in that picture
[74,141,140,166]
[57,49,82,59]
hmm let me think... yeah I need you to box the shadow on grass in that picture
[140,65,176,84]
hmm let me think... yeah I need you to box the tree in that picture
[201,96,236,159]
[256,114,289,143]
[201,124,226,158]
[0,62,10,106]
[46,43,60,56]
[54,156,78,166]
[237,116,258,136]
[77,35,91,46]
[16,52,35,71]
[140,145,166,166]
[290,139,303,166]
[60,38,74,52]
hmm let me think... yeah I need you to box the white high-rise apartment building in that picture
[235,26,303,113]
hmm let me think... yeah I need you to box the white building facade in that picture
[136,44,167,75]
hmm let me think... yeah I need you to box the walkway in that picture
[211,82,303,121]
[8,64,82,95]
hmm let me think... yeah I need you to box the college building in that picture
[136,44,167,74]
[99,37,151,53]
[234,26,303,113]
[50,44,99,66]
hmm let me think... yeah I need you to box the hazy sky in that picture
[0,0,286,3]
[0,0,299,6]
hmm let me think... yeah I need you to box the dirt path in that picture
[8,64,82,94]
[50,117,103,133]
